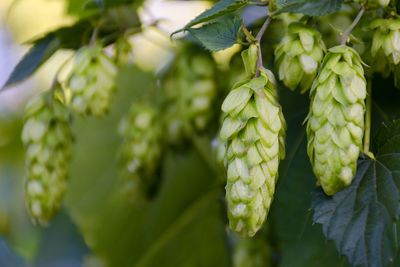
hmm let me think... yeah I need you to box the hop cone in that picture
[307,46,366,195]
[118,104,163,201]
[233,238,271,267]
[67,45,117,117]
[221,49,286,237]
[370,18,400,86]
[275,22,326,93]
[354,0,390,7]
[162,45,217,143]
[21,89,73,225]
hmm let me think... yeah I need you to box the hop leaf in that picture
[307,45,366,195]
[118,103,163,202]
[221,54,286,237]
[21,89,73,225]
[275,22,326,93]
[67,45,117,117]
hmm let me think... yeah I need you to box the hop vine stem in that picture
[341,5,365,46]
[364,80,374,159]
[255,15,271,77]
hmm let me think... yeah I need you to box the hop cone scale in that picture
[118,104,163,201]
[221,51,286,237]
[307,46,366,195]
[67,45,117,117]
[21,90,73,225]
[275,22,326,93]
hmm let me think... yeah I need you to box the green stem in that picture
[363,80,374,159]
[341,5,365,46]
[255,15,271,77]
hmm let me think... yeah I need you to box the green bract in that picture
[370,18,400,87]
[118,103,163,202]
[275,23,326,93]
[21,90,73,225]
[67,45,117,117]
[307,46,366,196]
[221,52,286,236]
[163,45,218,143]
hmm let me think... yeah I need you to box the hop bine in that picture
[21,89,73,225]
[220,46,286,237]
[67,45,117,117]
[307,46,366,196]
[275,22,326,93]
[118,104,163,202]
[370,18,400,87]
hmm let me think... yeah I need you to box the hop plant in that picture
[162,45,217,143]
[370,18,400,86]
[307,46,366,196]
[118,103,163,201]
[67,45,117,117]
[275,22,326,93]
[220,46,286,237]
[21,89,73,225]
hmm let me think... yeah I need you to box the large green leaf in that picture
[274,0,345,16]
[312,120,400,267]
[64,66,229,267]
[173,0,248,35]
[187,16,242,51]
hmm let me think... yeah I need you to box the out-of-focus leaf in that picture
[274,0,344,16]
[2,35,60,89]
[64,66,229,267]
[187,16,241,51]
[173,0,248,35]
[3,5,140,90]
[312,120,400,267]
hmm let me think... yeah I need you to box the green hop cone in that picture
[162,45,217,143]
[275,22,326,93]
[118,103,163,202]
[307,46,366,196]
[221,51,286,237]
[21,89,73,225]
[67,45,117,117]
[370,18,400,86]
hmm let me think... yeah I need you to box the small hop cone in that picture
[67,45,117,117]
[370,18,400,86]
[275,22,326,93]
[118,104,163,201]
[21,89,73,225]
[163,46,217,143]
[221,64,286,237]
[354,0,390,7]
[307,46,366,195]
